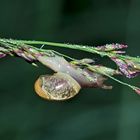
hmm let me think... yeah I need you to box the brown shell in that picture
[34,72,81,101]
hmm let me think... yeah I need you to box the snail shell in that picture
[34,72,81,101]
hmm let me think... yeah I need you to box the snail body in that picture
[34,72,81,101]
[34,55,112,101]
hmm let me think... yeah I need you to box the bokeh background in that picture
[0,0,140,140]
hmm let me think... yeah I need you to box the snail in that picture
[24,50,112,100]
[34,72,81,101]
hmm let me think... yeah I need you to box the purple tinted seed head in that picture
[0,53,6,58]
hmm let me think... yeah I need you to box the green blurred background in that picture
[0,0,140,140]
